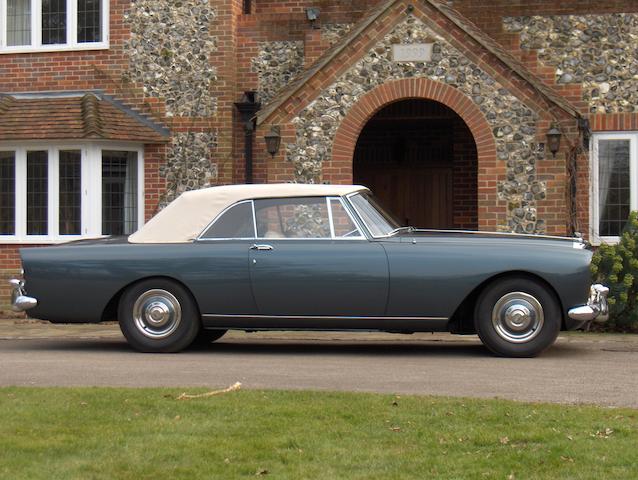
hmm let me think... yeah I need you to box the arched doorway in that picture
[353,99,478,230]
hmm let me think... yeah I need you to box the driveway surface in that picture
[1,322,637,408]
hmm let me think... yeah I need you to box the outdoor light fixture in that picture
[264,126,281,158]
[306,8,320,28]
[546,123,562,158]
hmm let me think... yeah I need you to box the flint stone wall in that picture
[252,41,305,105]
[322,24,355,46]
[125,0,218,118]
[288,15,546,234]
[504,14,638,114]
[160,132,218,207]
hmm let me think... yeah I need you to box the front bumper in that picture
[9,279,38,312]
[568,284,610,323]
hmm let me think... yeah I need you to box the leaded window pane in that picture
[42,0,67,45]
[7,0,31,46]
[0,152,16,235]
[59,150,81,235]
[78,0,101,43]
[27,151,48,236]
[102,151,138,236]
[598,139,631,237]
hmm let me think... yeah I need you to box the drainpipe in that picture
[235,91,261,184]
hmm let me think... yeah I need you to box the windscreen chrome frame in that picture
[345,192,398,239]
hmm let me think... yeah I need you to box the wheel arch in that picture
[101,276,201,323]
[448,270,565,334]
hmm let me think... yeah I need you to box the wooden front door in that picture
[355,166,454,229]
[352,99,478,231]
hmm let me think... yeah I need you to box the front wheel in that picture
[118,279,201,353]
[474,277,561,357]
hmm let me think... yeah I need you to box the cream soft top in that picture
[128,183,369,244]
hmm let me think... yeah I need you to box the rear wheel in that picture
[118,279,201,353]
[474,277,561,357]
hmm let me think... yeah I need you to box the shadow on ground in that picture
[2,336,592,359]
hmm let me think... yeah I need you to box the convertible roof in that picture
[128,183,369,244]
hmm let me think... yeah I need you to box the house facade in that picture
[1,0,638,313]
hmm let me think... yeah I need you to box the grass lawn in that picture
[0,388,636,479]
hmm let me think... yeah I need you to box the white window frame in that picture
[590,132,638,245]
[0,141,144,244]
[0,0,109,54]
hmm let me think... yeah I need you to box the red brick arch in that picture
[326,77,503,230]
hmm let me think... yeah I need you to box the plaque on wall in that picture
[392,44,433,62]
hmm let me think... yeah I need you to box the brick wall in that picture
[452,118,478,230]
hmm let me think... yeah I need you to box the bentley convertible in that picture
[11,184,608,357]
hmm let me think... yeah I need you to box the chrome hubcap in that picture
[133,289,182,340]
[492,292,544,344]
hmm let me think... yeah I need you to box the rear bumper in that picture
[568,284,609,323]
[9,279,38,312]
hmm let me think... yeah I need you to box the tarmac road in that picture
[1,323,637,408]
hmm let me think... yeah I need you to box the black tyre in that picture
[193,329,228,346]
[474,277,561,358]
[118,278,201,353]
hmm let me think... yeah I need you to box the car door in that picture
[248,196,389,318]
[191,200,258,316]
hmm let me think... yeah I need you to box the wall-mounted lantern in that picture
[546,123,562,158]
[264,126,281,158]
[306,8,320,29]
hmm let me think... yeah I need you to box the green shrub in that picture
[591,211,638,330]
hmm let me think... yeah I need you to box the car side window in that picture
[201,201,255,239]
[255,197,331,239]
[329,199,363,238]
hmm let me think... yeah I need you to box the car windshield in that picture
[349,192,402,237]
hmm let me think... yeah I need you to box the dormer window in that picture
[1,0,108,53]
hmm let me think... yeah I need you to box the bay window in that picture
[0,143,144,243]
[591,133,638,244]
[1,0,108,53]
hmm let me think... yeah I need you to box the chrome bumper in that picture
[9,279,38,312]
[568,284,610,323]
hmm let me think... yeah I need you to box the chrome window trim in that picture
[197,195,370,242]
[344,192,388,239]
[326,197,336,238]
[199,237,368,243]
[251,199,258,238]
[196,199,257,241]
[330,196,366,240]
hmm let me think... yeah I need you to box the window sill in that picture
[590,236,620,247]
[0,42,109,55]
[0,236,108,245]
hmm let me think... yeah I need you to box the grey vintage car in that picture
[11,184,609,356]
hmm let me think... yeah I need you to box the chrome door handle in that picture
[250,244,274,251]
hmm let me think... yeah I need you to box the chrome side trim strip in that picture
[406,229,585,243]
[203,314,448,321]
